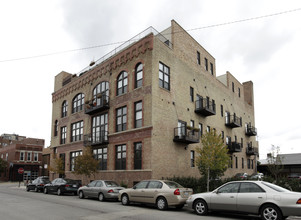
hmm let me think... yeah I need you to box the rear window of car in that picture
[164,181,183,189]
[262,182,291,192]
[105,181,119,187]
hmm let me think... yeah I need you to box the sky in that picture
[1,0,301,159]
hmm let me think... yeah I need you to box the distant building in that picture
[49,20,258,186]
[0,134,44,181]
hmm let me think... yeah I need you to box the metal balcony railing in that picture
[246,125,257,136]
[195,98,216,116]
[85,94,109,115]
[227,142,242,153]
[173,126,200,144]
[84,131,109,146]
[225,115,242,128]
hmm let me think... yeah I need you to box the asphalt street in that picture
[0,182,300,220]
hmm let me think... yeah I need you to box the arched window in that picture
[117,71,128,96]
[61,100,68,118]
[135,63,143,88]
[93,81,109,105]
[54,120,58,137]
[72,93,85,113]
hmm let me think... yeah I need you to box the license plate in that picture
[184,192,189,196]
[73,185,77,187]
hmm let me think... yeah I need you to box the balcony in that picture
[246,143,258,155]
[84,131,109,146]
[246,125,257,136]
[85,94,109,115]
[173,126,200,144]
[227,142,242,153]
[195,98,216,116]
[225,114,242,128]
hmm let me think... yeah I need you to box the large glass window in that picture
[134,101,142,128]
[27,152,32,161]
[54,120,58,137]
[93,81,109,105]
[116,106,127,132]
[93,147,107,170]
[135,63,143,88]
[72,93,85,113]
[116,144,126,170]
[159,62,170,90]
[117,71,128,96]
[190,150,195,167]
[92,113,108,143]
[20,151,25,161]
[60,126,67,144]
[71,121,83,142]
[134,142,142,169]
[34,152,38,161]
[62,101,68,117]
[70,151,82,171]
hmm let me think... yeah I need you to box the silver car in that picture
[186,181,301,220]
[78,180,124,201]
[118,180,193,210]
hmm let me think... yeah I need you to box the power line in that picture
[1,7,300,63]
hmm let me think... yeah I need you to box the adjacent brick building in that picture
[50,20,258,186]
[0,134,45,181]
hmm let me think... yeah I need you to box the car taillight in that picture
[174,189,181,195]
[297,199,301,204]
[65,184,70,187]
[108,189,114,193]
[40,184,44,186]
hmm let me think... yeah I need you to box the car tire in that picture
[57,188,63,196]
[79,191,84,199]
[26,187,30,192]
[121,194,130,206]
[156,197,168,210]
[43,187,48,194]
[98,193,105,202]
[194,199,208,215]
[261,204,283,220]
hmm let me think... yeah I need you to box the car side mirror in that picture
[133,186,136,189]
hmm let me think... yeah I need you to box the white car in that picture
[186,181,301,220]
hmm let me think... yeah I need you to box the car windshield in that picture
[164,181,183,189]
[262,182,291,192]
[105,181,119,187]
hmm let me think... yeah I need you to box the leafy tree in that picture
[266,145,283,183]
[0,158,8,174]
[49,156,65,177]
[196,130,229,191]
[73,147,99,181]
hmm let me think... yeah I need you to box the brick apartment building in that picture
[0,134,45,181]
[49,20,258,186]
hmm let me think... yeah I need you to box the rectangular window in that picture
[159,62,170,90]
[190,87,194,102]
[206,126,210,133]
[221,105,223,117]
[199,123,203,136]
[20,152,25,161]
[221,131,224,142]
[238,88,241,97]
[71,121,83,142]
[134,101,142,128]
[247,159,251,169]
[197,51,200,65]
[70,151,82,171]
[60,126,67,144]
[210,62,214,75]
[93,147,107,170]
[116,144,126,170]
[241,138,243,148]
[205,58,208,71]
[242,158,244,169]
[230,156,233,168]
[134,142,142,169]
[116,106,127,132]
[190,150,195,167]
[232,82,235,92]
[27,152,32,161]
[92,113,108,143]
[235,157,238,169]
[251,160,254,169]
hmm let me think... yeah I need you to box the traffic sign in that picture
[18,167,24,174]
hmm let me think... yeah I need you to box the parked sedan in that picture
[26,176,50,192]
[186,181,301,220]
[119,180,193,210]
[78,180,124,201]
[43,178,82,196]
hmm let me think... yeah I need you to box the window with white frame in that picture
[71,121,83,142]
[20,151,25,161]
[34,152,38,161]
[27,152,32,161]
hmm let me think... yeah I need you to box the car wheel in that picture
[26,187,30,192]
[57,188,63,196]
[121,194,130,206]
[194,199,208,215]
[79,191,84,199]
[34,187,38,192]
[43,187,48,194]
[261,204,282,220]
[98,193,105,202]
[156,197,168,210]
